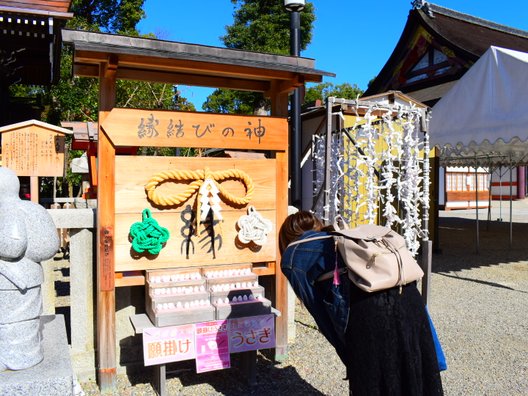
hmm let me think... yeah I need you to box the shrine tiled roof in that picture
[423,3,528,57]
[363,2,528,103]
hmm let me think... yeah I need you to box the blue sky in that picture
[137,1,528,108]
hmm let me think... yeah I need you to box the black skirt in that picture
[345,283,444,396]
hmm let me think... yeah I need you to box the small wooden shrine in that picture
[62,29,332,392]
[0,119,72,202]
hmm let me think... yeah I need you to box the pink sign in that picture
[228,314,275,353]
[142,324,195,366]
[195,320,230,373]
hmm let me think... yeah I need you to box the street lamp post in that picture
[284,0,305,209]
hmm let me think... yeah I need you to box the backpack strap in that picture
[287,234,345,285]
[287,234,333,248]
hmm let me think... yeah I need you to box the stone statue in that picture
[0,167,59,371]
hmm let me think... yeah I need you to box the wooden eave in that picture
[0,0,71,16]
[61,121,98,150]
[360,90,428,109]
[0,118,72,134]
[0,5,72,19]
[301,91,428,124]
[62,29,334,95]
[364,2,528,97]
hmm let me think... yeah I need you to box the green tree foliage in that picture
[304,82,364,105]
[203,89,262,115]
[203,0,315,114]
[222,0,314,54]
[46,48,99,124]
[70,0,145,34]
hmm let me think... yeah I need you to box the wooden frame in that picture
[0,119,72,203]
[104,109,287,276]
[62,29,331,392]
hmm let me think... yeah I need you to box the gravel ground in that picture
[78,201,528,395]
[428,203,528,396]
[79,300,349,396]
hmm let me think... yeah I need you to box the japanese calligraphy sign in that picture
[228,314,275,353]
[0,123,67,177]
[143,323,195,366]
[141,315,275,368]
[101,108,287,151]
[195,320,230,373]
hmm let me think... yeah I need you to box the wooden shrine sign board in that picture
[101,108,285,151]
[0,119,72,177]
[64,28,332,392]
[100,108,288,279]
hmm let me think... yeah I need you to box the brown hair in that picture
[278,211,324,254]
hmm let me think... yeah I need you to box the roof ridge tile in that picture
[425,2,528,39]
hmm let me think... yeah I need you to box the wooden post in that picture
[30,176,39,203]
[97,58,117,392]
[420,240,432,305]
[430,148,441,252]
[270,89,291,361]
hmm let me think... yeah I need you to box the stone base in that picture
[0,315,74,396]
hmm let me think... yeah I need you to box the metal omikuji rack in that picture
[311,97,433,302]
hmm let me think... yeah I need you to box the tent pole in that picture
[475,163,480,254]
[487,163,492,229]
[499,168,504,221]
[510,163,513,247]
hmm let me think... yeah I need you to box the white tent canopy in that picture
[430,46,528,166]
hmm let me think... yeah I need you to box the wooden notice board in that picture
[0,120,70,177]
[100,108,288,279]
[102,108,286,150]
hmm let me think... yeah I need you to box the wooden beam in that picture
[115,273,145,287]
[265,76,304,97]
[270,89,290,362]
[269,86,290,118]
[114,53,303,81]
[117,68,271,92]
[105,54,119,78]
[74,62,273,91]
[96,60,117,393]
[88,142,97,188]
[72,50,322,85]
[73,63,99,78]
[74,50,111,64]
[274,149,289,361]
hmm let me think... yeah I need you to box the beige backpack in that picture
[288,219,424,293]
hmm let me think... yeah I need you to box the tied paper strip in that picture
[311,100,427,257]
[199,179,223,221]
[237,206,273,246]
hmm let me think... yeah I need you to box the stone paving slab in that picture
[0,315,74,396]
